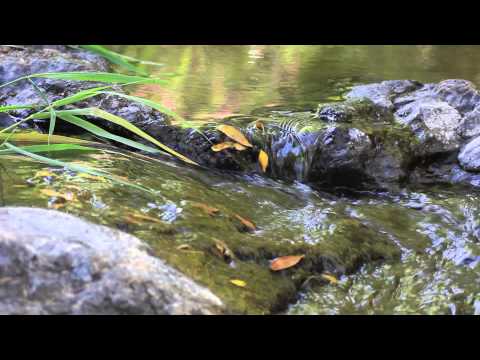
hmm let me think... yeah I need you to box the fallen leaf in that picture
[270,255,305,271]
[211,142,234,152]
[258,150,269,172]
[177,244,193,251]
[34,170,57,178]
[77,173,107,182]
[230,279,247,287]
[217,124,252,148]
[321,273,338,285]
[40,189,76,201]
[255,120,265,131]
[233,214,257,232]
[214,239,235,262]
[192,202,220,216]
[232,143,248,151]
[129,212,163,224]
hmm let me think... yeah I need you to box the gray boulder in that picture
[346,80,422,112]
[0,207,224,314]
[458,136,480,172]
[458,105,480,139]
[394,98,462,156]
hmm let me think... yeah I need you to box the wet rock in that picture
[433,79,480,114]
[394,98,462,156]
[0,207,224,314]
[458,105,480,139]
[346,80,422,112]
[458,136,480,172]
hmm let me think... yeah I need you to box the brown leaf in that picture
[270,255,305,271]
[176,244,193,251]
[258,150,269,172]
[233,214,257,232]
[217,124,253,148]
[255,120,265,131]
[191,202,220,216]
[128,212,163,224]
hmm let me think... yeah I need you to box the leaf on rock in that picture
[258,150,269,172]
[217,124,252,148]
[230,279,247,288]
[211,141,248,152]
[270,255,305,271]
[233,214,257,232]
[255,120,265,131]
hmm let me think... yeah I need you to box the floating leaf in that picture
[321,273,338,285]
[217,124,252,148]
[191,202,219,216]
[233,214,257,232]
[270,255,305,271]
[258,150,269,172]
[230,279,247,288]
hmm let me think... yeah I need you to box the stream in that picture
[1,45,480,314]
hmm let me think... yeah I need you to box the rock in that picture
[0,207,224,314]
[458,105,480,139]
[346,80,422,112]
[394,98,462,156]
[458,136,480,172]
[433,79,480,114]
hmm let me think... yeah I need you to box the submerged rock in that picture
[0,207,224,314]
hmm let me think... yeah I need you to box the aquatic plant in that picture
[0,46,199,192]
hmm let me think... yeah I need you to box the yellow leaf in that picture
[77,173,107,182]
[230,279,247,287]
[258,150,269,172]
[211,141,248,152]
[321,273,338,285]
[270,255,305,271]
[217,124,252,148]
[128,212,163,224]
[233,143,248,151]
[34,170,57,178]
[40,189,76,201]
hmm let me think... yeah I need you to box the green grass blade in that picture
[0,105,36,112]
[0,132,95,145]
[0,144,97,155]
[32,108,198,165]
[80,45,149,76]
[98,91,186,121]
[57,113,162,154]
[4,142,153,193]
[27,78,57,145]
[0,72,168,89]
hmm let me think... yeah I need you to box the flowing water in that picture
[2,45,480,314]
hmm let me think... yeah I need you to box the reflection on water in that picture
[111,45,480,121]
